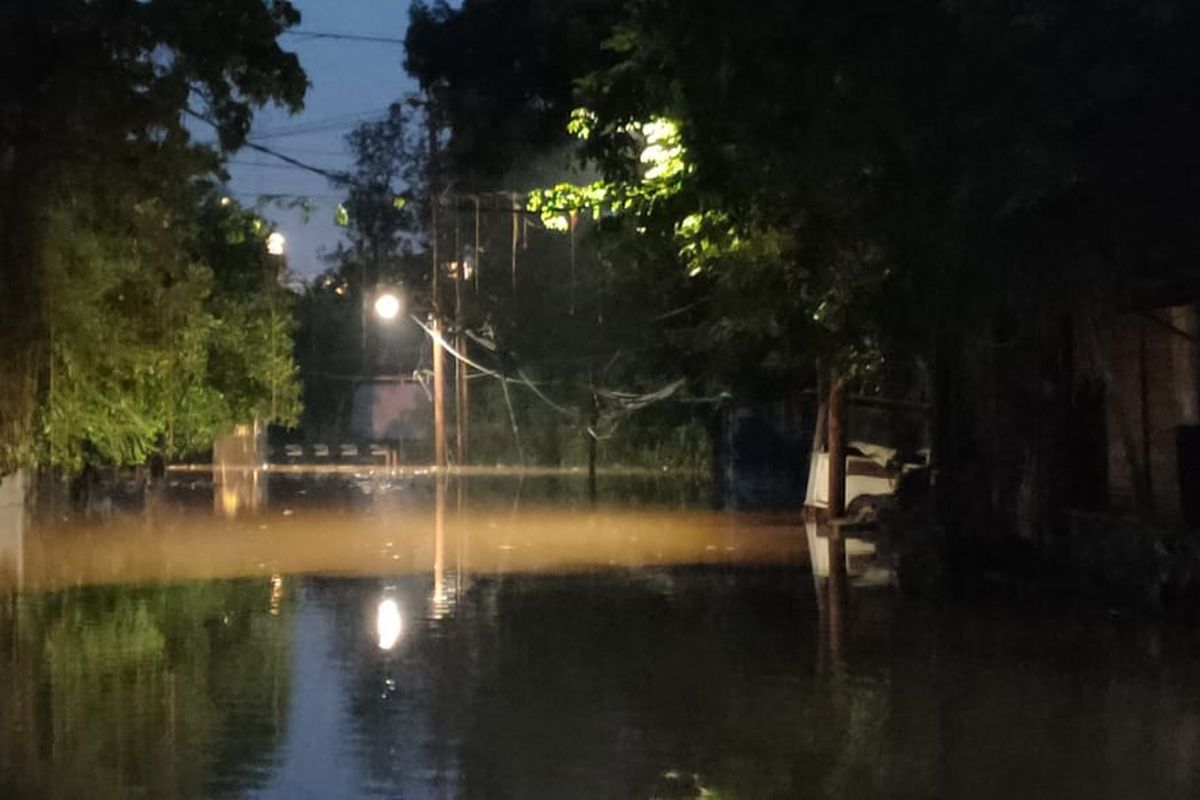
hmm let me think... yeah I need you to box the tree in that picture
[405,0,624,186]
[41,182,302,472]
[407,0,1200,541]
[0,0,307,473]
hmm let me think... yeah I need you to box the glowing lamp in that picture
[374,291,402,321]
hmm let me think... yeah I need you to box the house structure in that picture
[1081,303,1200,528]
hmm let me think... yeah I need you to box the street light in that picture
[369,281,446,469]
[373,290,403,321]
[266,231,286,256]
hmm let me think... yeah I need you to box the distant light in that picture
[220,196,232,207]
[374,291,402,321]
[376,598,402,650]
[266,232,286,255]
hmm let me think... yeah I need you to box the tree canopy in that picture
[403,0,1200,530]
[0,1,308,473]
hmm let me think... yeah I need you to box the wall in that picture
[1096,305,1200,525]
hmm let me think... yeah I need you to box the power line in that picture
[186,107,350,181]
[256,146,350,157]
[250,107,392,140]
[282,29,406,44]
[240,141,348,181]
[229,191,344,200]
[255,107,390,133]
[228,159,347,173]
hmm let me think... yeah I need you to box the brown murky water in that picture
[3,473,1200,799]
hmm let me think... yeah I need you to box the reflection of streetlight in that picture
[269,574,284,616]
[376,597,402,650]
[373,291,402,321]
[266,231,286,255]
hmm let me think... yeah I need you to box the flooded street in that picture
[3,475,1200,799]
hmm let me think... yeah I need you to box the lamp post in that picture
[265,231,286,425]
[372,286,445,470]
[452,253,471,466]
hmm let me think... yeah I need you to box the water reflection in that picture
[215,467,266,518]
[0,499,24,591]
[376,596,402,650]
[0,578,292,799]
[4,475,1200,798]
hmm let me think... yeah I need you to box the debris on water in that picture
[650,770,714,798]
[282,508,294,516]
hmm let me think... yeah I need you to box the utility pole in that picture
[454,212,468,466]
[826,365,848,586]
[827,366,847,518]
[428,97,446,470]
[453,250,468,465]
[451,198,480,466]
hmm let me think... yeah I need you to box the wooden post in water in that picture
[587,397,599,503]
[827,368,848,584]
[827,368,847,518]
[432,318,446,470]
[454,250,468,466]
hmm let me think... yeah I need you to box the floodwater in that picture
[3,473,1200,799]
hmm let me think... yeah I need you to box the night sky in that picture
[226,0,416,279]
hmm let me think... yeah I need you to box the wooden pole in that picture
[473,195,481,292]
[569,211,577,315]
[510,192,518,292]
[827,367,847,518]
[428,100,446,471]
[432,317,446,470]
[455,257,468,466]
[1139,323,1153,514]
[587,394,598,503]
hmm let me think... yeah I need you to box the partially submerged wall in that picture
[1089,305,1199,526]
